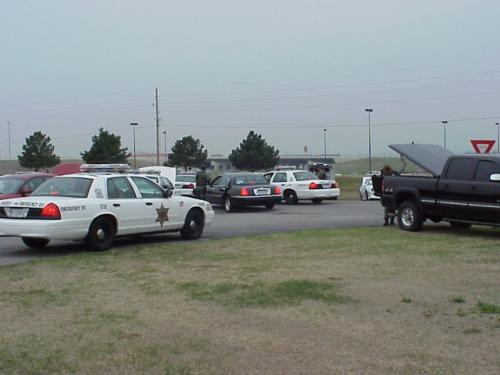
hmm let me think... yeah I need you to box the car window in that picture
[24,177,47,192]
[176,175,196,183]
[0,177,24,194]
[293,171,318,181]
[231,174,269,186]
[210,176,222,185]
[474,160,500,182]
[220,175,230,186]
[445,158,475,181]
[273,172,287,183]
[159,176,174,190]
[34,177,93,198]
[263,173,273,182]
[131,177,164,198]
[107,177,137,199]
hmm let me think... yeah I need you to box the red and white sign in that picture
[470,139,496,154]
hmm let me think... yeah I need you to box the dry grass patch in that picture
[0,226,499,374]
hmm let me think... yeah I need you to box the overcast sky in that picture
[1,0,500,159]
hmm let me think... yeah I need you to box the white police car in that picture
[263,170,340,204]
[0,170,214,251]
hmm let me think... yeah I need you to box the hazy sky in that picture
[1,0,500,159]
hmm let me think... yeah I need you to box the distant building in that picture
[206,154,338,172]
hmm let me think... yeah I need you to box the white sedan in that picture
[0,173,214,251]
[264,170,340,204]
[359,176,379,200]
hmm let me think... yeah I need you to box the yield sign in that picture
[470,139,496,154]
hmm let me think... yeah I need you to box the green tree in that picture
[229,131,280,171]
[167,136,208,171]
[81,128,130,164]
[18,131,60,171]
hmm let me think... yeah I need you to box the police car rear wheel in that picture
[22,237,49,249]
[224,196,233,212]
[85,217,114,251]
[284,190,298,204]
[181,209,204,239]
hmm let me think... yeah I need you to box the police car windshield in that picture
[33,177,93,198]
[0,177,24,194]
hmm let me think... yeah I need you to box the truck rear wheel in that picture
[397,201,423,231]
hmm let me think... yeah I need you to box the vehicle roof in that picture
[1,172,54,180]
[267,169,314,173]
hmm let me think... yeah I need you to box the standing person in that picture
[381,165,398,226]
[195,166,208,199]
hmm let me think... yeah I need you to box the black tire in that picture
[284,190,298,205]
[22,237,49,249]
[265,203,274,210]
[312,198,322,204]
[85,217,115,251]
[397,201,423,232]
[449,221,472,229]
[224,196,233,212]
[181,209,205,240]
[331,197,338,200]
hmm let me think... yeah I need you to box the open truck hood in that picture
[389,144,454,177]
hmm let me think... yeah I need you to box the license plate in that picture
[322,184,331,188]
[254,188,271,196]
[5,208,29,218]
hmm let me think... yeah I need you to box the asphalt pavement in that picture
[0,200,383,265]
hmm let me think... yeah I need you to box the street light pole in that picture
[442,120,448,150]
[163,130,167,164]
[323,128,327,162]
[130,122,138,168]
[365,108,373,173]
[7,122,11,159]
[496,122,499,153]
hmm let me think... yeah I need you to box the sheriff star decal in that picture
[156,203,169,227]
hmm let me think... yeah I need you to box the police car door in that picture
[130,176,180,231]
[106,177,148,234]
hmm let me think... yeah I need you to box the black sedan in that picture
[205,173,282,212]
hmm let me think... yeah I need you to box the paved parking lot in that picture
[0,200,383,265]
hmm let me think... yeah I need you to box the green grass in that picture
[477,302,500,314]
[335,157,420,175]
[0,226,498,374]
[179,279,346,307]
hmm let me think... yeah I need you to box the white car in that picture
[263,170,340,204]
[0,173,214,251]
[359,176,379,200]
[175,174,197,196]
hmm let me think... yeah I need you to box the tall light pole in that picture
[365,108,373,173]
[442,120,448,150]
[163,130,167,164]
[323,128,327,162]
[130,122,138,168]
[496,122,499,153]
[7,122,11,159]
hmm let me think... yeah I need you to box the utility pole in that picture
[163,130,167,164]
[8,122,11,159]
[130,122,138,169]
[155,88,160,165]
[323,129,327,162]
[365,108,374,173]
[442,120,448,150]
[496,122,499,153]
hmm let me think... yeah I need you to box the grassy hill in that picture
[335,157,420,175]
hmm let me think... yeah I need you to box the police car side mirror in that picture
[489,173,500,182]
[163,188,173,198]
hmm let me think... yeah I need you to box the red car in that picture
[0,173,54,200]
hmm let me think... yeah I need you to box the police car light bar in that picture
[80,164,131,173]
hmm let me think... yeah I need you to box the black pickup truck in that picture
[381,144,500,231]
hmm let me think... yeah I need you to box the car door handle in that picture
[113,203,121,207]
[145,202,153,206]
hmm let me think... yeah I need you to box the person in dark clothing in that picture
[195,166,208,199]
[381,165,399,226]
